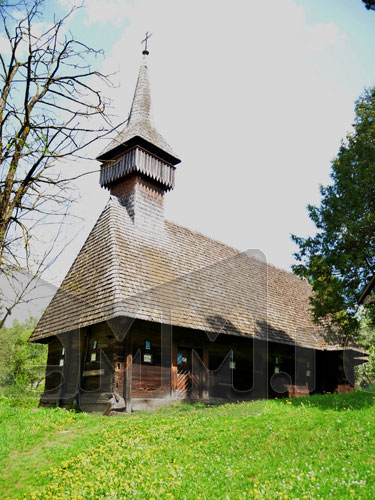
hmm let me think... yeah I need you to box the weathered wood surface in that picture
[336,383,354,393]
[100,147,175,190]
[287,384,310,398]
[40,318,358,413]
[125,332,133,413]
[132,365,171,397]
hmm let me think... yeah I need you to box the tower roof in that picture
[97,57,180,165]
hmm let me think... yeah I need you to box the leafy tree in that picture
[0,0,121,325]
[292,86,375,343]
[363,0,375,10]
[0,318,47,396]
[354,312,375,387]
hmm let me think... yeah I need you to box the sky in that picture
[29,0,375,285]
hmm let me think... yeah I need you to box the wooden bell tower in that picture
[96,38,180,233]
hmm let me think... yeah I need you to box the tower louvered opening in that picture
[100,146,175,190]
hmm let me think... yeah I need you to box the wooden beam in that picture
[161,322,172,393]
[202,349,209,399]
[125,333,133,413]
[171,342,177,395]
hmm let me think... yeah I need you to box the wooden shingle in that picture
[31,196,332,351]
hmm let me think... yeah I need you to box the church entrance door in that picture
[176,347,203,398]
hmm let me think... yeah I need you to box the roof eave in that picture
[96,135,181,166]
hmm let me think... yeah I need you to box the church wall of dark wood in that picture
[131,320,171,399]
[78,322,117,413]
[40,324,116,411]
[124,321,355,406]
[62,329,90,408]
[40,318,356,413]
[40,336,64,406]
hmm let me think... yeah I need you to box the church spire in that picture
[96,39,181,232]
[97,39,180,185]
[127,48,152,126]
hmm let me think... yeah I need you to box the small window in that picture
[275,357,279,365]
[61,347,65,356]
[90,352,97,362]
[143,353,152,363]
[145,340,151,350]
[93,340,98,350]
[59,358,64,367]
[229,350,235,370]
[177,354,188,365]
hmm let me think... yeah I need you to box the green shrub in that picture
[0,319,47,399]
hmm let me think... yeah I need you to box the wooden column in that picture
[202,349,209,399]
[68,327,87,409]
[125,332,133,413]
[114,340,126,397]
[253,338,268,399]
[171,342,177,396]
[57,332,70,407]
[161,322,172,394]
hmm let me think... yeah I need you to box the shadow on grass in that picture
[272,390,375,412]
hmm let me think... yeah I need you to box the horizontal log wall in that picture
[131,321,171,398]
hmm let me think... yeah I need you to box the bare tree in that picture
[0,0,121,320]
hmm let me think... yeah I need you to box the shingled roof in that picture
[31,196,334,350]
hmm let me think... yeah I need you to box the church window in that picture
[59,347,65,366]
[229,350,236,369]
[143,353,152,363]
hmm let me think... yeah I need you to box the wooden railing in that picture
[176,370,192,397]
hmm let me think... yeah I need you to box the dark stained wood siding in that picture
[40,318,357,413]
[40,336,64,406]
[79,322,116,412]
[131,321,171,398]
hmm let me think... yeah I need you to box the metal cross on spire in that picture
[141,32,152,56]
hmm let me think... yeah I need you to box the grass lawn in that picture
[0,391,375,499]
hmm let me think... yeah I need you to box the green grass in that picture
[1,392,375,499]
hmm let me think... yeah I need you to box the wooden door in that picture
[176,347,204,399]
[176,348,192,397]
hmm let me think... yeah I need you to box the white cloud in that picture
[56,0,360,283]
[0,33,10,54]
[305,22,347,52]
[83,0,131,27]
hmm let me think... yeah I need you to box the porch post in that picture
[125,332,133,413]
[202,349,209,399]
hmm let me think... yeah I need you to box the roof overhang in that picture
[96,135,181,166]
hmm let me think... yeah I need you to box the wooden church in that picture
[30,46,364,413]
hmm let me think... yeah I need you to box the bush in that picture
[0,319,47,399]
